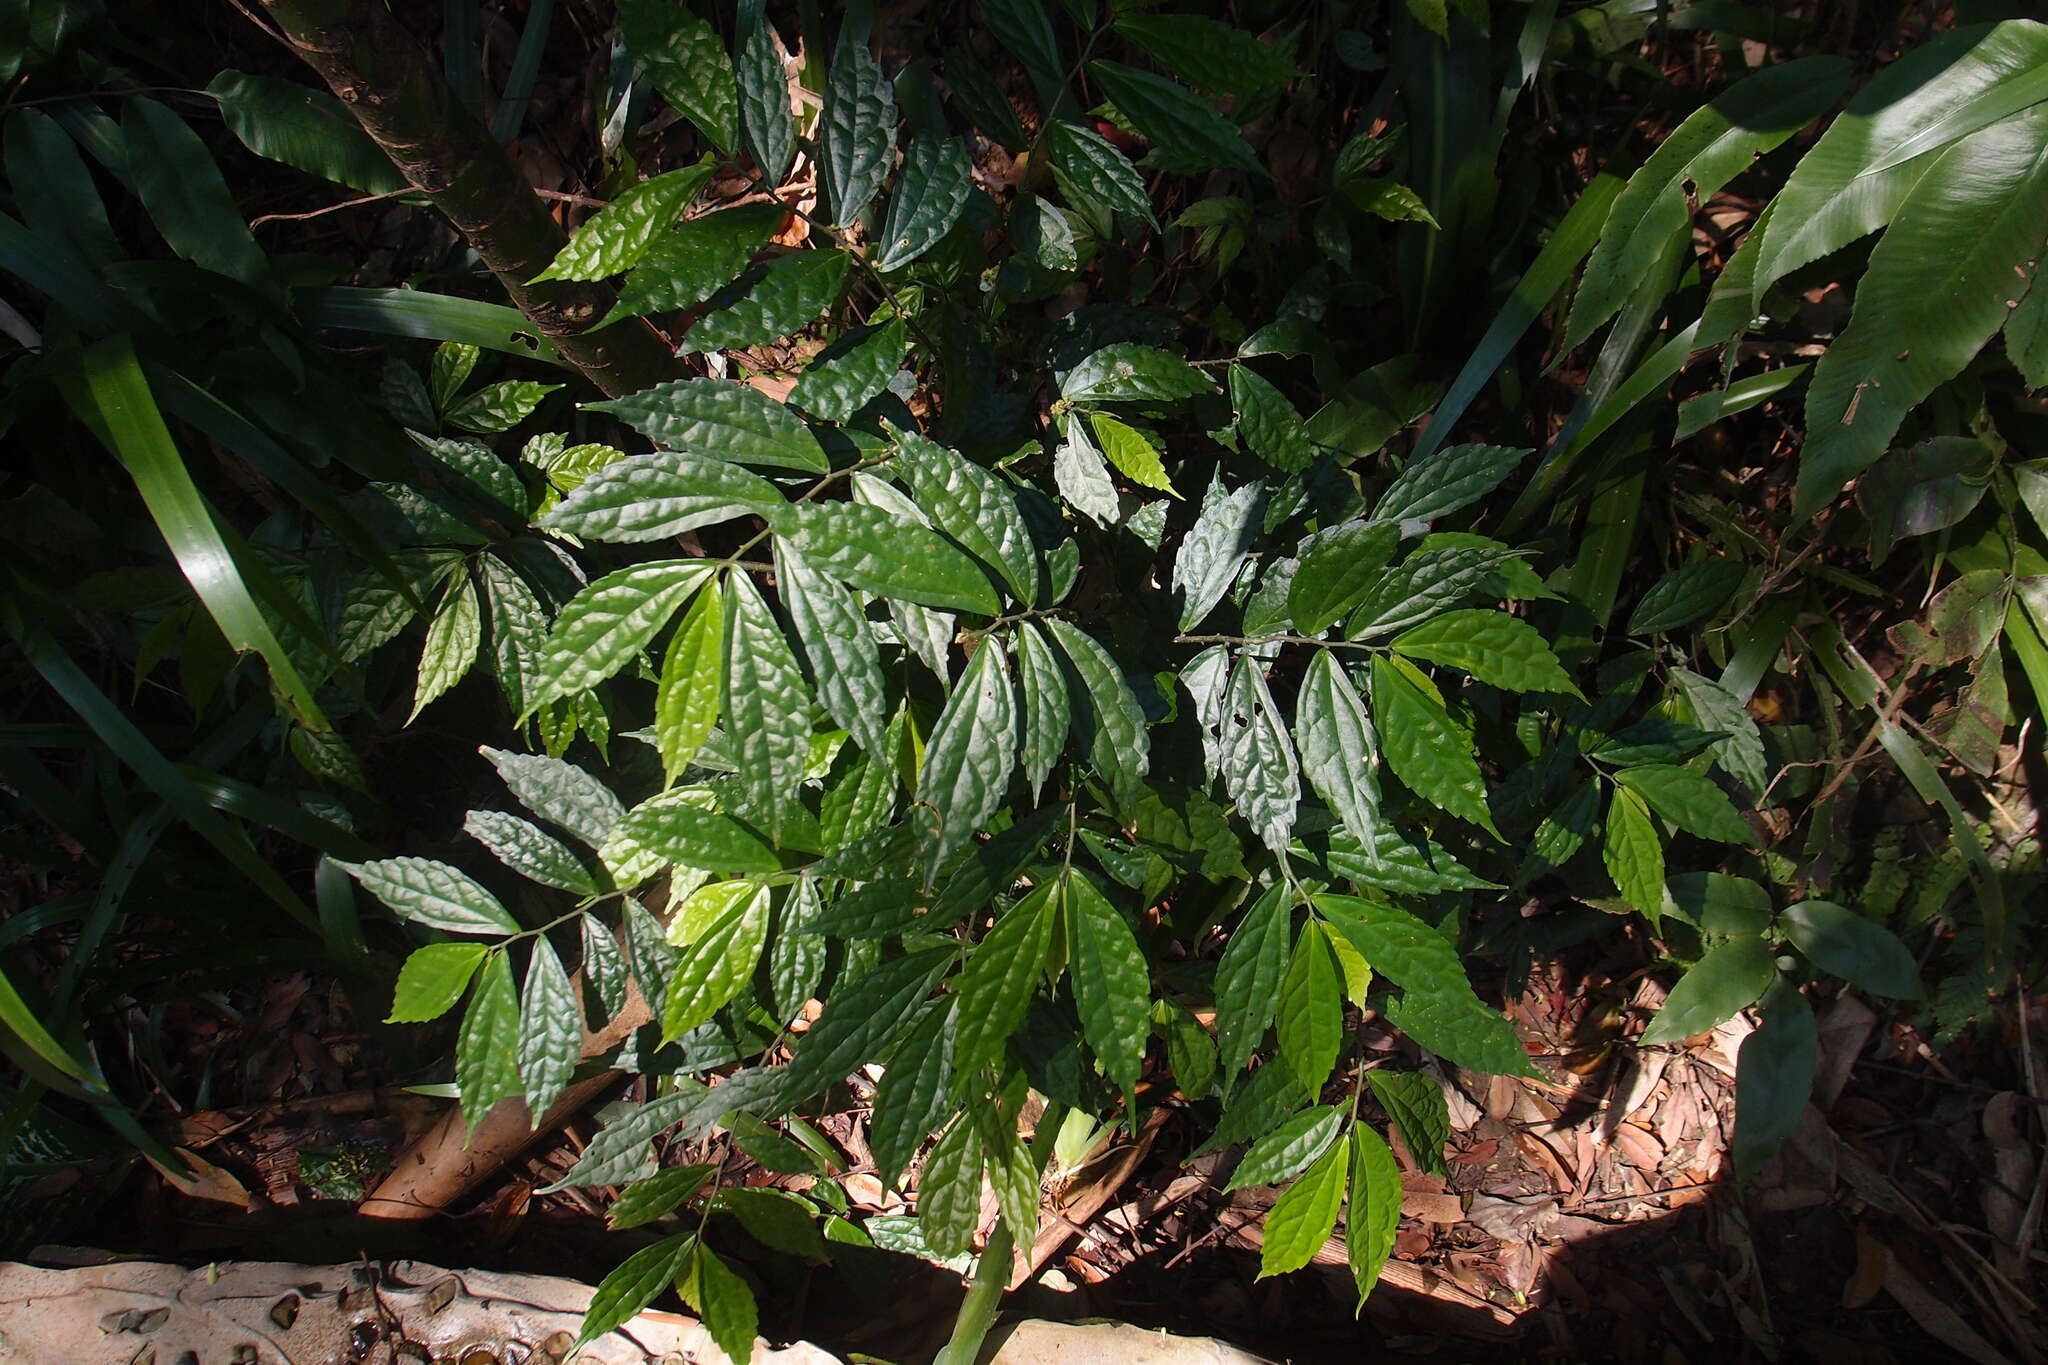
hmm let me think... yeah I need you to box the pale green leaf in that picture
[534,163,711,282]
[388,943,487,1023]
[1603,784,1666,913]
[456,953,522,1133]
[571,1233,694,1352]
[655,583,725,783]
[584,377,827,473]
[1346,1125,1402,1298]
[1088,412,1177,495]
[1258,1140,1347,1278]
[664,883,772,1038]
[337,856,519,936]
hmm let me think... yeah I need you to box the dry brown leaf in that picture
[1843,1224,1888,1309]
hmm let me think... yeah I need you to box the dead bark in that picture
[252,0,680,399]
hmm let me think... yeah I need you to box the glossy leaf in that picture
[387,942,487,1024]
[1220,654,1300,854]
[736,14,795,185]
[1615,764,1754,845]
[917,1116,982,1257]
[1779,900,1921,999]
[1048,121,1158,226]
[790,319,907,422]
[1603,785,1665,913]
[1226,1105,1342,1191]
[1175,476,1264,630]
[464,809,598,895]
[605,203,786,325]
[820,34,896,226]
[1230,365,1315,473]
[1369,1070,1450,1178]
[1370,656,1495,835]
[337,856,519,936]
[588,376,826,475]
[894,428,1040,605]
[612,796,780,878]
[1045,619,1151,808]
[952,884,1057,1080]
[1391,610,1579,695]
[534,163,710,282]
[1063,343,1214,404]
[685,250,850,352]
[1088,60,1263,177]
[870,1003,955,1184]
[1289,519,1400,635]
[607,1164,714,1229]
[916,639,1019,881]
[518,935,579,1116]
[207,71,406,194]
[1014,621,1071,799]
[456,953,522,1134]
[1276,921,1342,1095]
[655,584,725,783]
[531,561,711,708]
[1346,1125,1402,1299]
[664,883,772,1038]
[1640,934,1776,1045]
[480,747,625,849]
[876,135,973,271]
[1296,651,1384,849]
[617,0,738,150]
[571,1233,693,1351]
[1374,444,1529,524]
[1671,667,1770,797]
[539,450,786,542]
[783,501,1003,615]
[776,949,953,1105]
[1064,869,1150,1094]
[1345,544,1523,639]
[1258,1140,1346,1278]
[777,544,888,757]
[1214,884,1292,1083]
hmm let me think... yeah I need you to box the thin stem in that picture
[711,451,896,573]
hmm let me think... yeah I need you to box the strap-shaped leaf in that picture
[1220,653,1300,855]
[870,1002,955,1184]
[1346,1125,1402,1299]
[604,202,786,325]
[1113,14,1298,95]
[1044,619,1150,809]
[915,639,1019,882]
[464,809,598,895]
[480,746,625,848]
[1391,609,1579,696]
[723,572,813,844]
[1640,933,1775,1045]
[531,560,713,708]
[1371,656,1495,833]
[736,13,795,185]
[789,319,907,422]
[1230,365,1315,473]
[664,883,772,1038]
[518,935,580,1116]
[1276,921,1341,1094]
[337,856,520,936]
[533,162,711,282]
[1174,476,1264,630]
[617,0,739,150]
[585,378,828,474]
[387,943,487,1024]
[1258,1139,1346,1278]
[952,883,1057,1080]
[1063,343,1214,404]
[1063,869,1149,1094]
[819,33,896,226]
[1296,650,1384,849]
[1288,519,1399,636]
[539,450,787,542]
[685,249,850,352]
[1087,60,1264,177]
[876,135,973,272]
[1372,444,1529,523]
[1614,763,1755,845]
[776,543,889,757]
[655,583,725,784]
[782,501,1003,615]
[1214,883,1292,1083]
[1048,121,1158,226]
[456,952,522,1134]
[1013,621,1071,800]
[893,428,1040,605]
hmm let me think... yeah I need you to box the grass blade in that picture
[300,286,565,365]
[490,0,555,141]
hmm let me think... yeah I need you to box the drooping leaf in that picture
[456,953,523,1134]
[1779,900,1921,999]
[464,809,599,895]
[783,501,1004,615]
[790,319,907,422]
[1640,934,1776,1045]
[1047,121,1159,226]
[1226,1105,1343,1191]
[1288,519,1400,635]
[736,13,796,185]
[1346,1125,1402,1299]
[539,450,786,542]
[207,71,407,194]
[820,34,897,226]
[1368,1070,1450,1178]
[1295,649,1384,855]
[1063,869,1150,1094]
[570,1233,694,1352]
[777,544,889,758]
[1669,667,1770,796]
[722,567,817,845]
[1276,921,1342,1095]
[1087,60,1264,177]
[388,942,488,1024]
[655,583,726,783]
[584,378,828,474]
[1044,619,1151,809]
[123,98,268,286]
[1219,654,1300,855]
[518,935,580,1116]
[480,746,625,849]
[1370,656,1496,835]
[534,163,712,282]
[945,43,1030,152]
[915,639,1019,882]
[1214,884,1293,1083]
[337,856,520,936]
[893,427,1040,605]
[607,1164,715,1229]
[1391,610,1579,695]
[1014,621,1071,800]
[916,1116,983,1257]
[952,884,1057,1081]
[1258,1140,1347,1278]
[604,202,788,325]
[876,135,973,272]
[982,0,1066,106]
[870,1003,955,1184]
[776,949,953,1106]
[617,0,739,150]
[685,250,850,352]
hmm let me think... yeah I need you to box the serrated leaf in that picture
[820,34,896,226]
[622,900,679,1014]
[1373,444,1529,524]
[876,136,972,272]
[1603,785,1665,913]
[611,797,781,877]
[617,0,738,149]
[464,809,598,895]
[410,571,481,722]
[1662,871,1774,937]
[608,1163,715,1229]
[1626,560,1745,634]
[605,202,787,325]
[1226,1105,1342,1192]
[917,1116,983,1257]
[1047,121,1158,226]
[664,883,772,1038]
[1011,193,1078,271]
[1156,998,1218,1099]
[655,583,725,783]
[1346,1125,1402,1299]
[1088,60,1263,177]
[1370,656,1495,835]
[944,43,1030,151]
[388,943,488,1023]
[480,747,625,848]
[1230,365,1315,473]
[977,1103,1042,1249]
[1344,179,1438,227]
[1053,418,1122,527]
[1733,979,1816,1181]
[916,639,1019,882]
[894,427,1040,605]
[518,936,579,1116]
[777,949,954,1107]
[1214,884,1292,1084]
[1346,545,1523,639]
[1277,921,1342,1094]
[583,914,629,1023]
[337,856,519,936]
[1064,869,1149,1094]
[1288,519,1400,635]
[585,378,827,473]
[1369,1070,1450,1177]
[1259,1139,1347,1278]
[539,450,786,543]
[1219,654,1300,854]
[1088,412,1176,495]
[953,884,1056,1080]
[444,380,563,436]
[1391,610,1579,696]
[1113,14,1298,95]
[790,319,907,422]
[686,249,850,352]
[721,572,815,846]
[534,163,711,282]
[871,1003,955,1184]
[1615,764,1754,845]
[1296,651,1384,851]
[571,1233,694,1352]
[1046,619,1151,809]
[783,501,1003,615]
[1175,476,1264,630]
[1779,901,1920,999]
[718,1185,826,1259]
[456,953,522,1133]
[476,556,549,718]
[1014,621,1071,799]
[776,544,888,757]
[1670,668,1769,797]
[530,561,712,708]
[736,15,795,185]
[1640,934,1776,1045]
[1063,343,1214,405]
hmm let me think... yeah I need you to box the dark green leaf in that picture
[736,15,795,184]
[1369,1070,1450,1178]
[1670,667,1770,797]
[777,544,889,757]
[876,136,973,272]
[477,555,550,718]
[1276,921,1342,1095]
[777,949,953,1106]
[1391,610,1579,695]
[1615,764,1754,845]
[456,953,522,1134]
[571,1233,693,1351]
[1733,979,1816,1182]
[1346,1125,1402,1299]
[1225,1105,1342,1191]
[388,943,488,1024]
[1779,900,1921,999]
[612,797,781,877]
[1219,653,1300,854]
[917,1116,983,1256]
[1047,121,1158,226]
[820,34,896,226]
[535,163,711,282]
[1012,193,1078,271]
[1155,998,1218,1100]
[686,250,850,352]
[790,319,907,422]
[953,884,1057,1080]
[617,0,739,149]
[1046,619,1150,809]
[1374,444,1529,524]
[519,935,580,1116]
[1114,14,1298,95]
[1296,651,1384,848]
[982,0,1066,107]
[539,450,786,542]
[124,98,267,286]
[1370,657,1495,835]
[916,639,1019,882]
[717,1186,826,1259]
[1214,884,1292,1083]
[783,501,1004,615]
[590,376,825,474]
[1345,545,1523,639]
[894,428,1040,605]
[604,203,787,325]
[607,1164,715,1229]
[207,71,406,194]
[1087,60,1263,177]
[531,561,712,708]
[1626,560,1745,634]
[722,573,814,846]
[1063,343,1214,405]
[1288,519,1400,635]
[870,1002,955,1183]
[1640,934,1775,1045]
[1662,872,1774,937]
[945,44,1030,152]
[1230,365,1315,473]
[1014,621,1071,799]
[1064,869,1149,1094]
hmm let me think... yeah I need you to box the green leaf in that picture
[1226,1105,1342,1192]
[587,377,826,474]
[1670,668,1770,797]
[664,883,772,1038]
[1258,1140,1347,1278]
[1345,544,1523,639]
[1229,366,1315,473]
[1214,884,1293,1083]
[617,0,739,150]
[917,1116,983,1257]
[1175,476,1264,630]
[870,1003,955,1184]
[1047,121,1158,226]
[464,809,598,895]
[1046,620,1150,809]
[444,379,561,434]
[1088,413,1177,495]
[686,249,850,352]
[979,1109,1041,1249]
[1602,785,1665,913]
[1733,979,1816,1182]
[1343,179,1439,226]
[480,746,625,849]
[916,639,1019,882]
[776,545,888,757]
[1779,901,1920,999]
[518,935,579,1116]
[476,556,549,718]
[1052,418,1122,527]
[207,71,406,194]
[1156,998,1218,1100]
[1568,57,1851,350]
[1374,444,1528,524]
[717,1186,826,1259]
[927,806,1064,928]
[572,1233,694,1351]
[1276,921,1342,1095]
[952,884,1057,1080]
[1296,652,1384,850]
[534,163,711,282]
[783,501,1003,615]
[1615,764,1754,845]
[1087,60,1263,177]
[1626,560,1745,634]
[337,856,520,936]
[736,13,795,185]
[456,953,522,1133]
[611,799,781,878]
[1369,1070,1450,1178]
[1640,934,1776,1045]
[982,0,1066,107]
[893,427,1040,605]
[1064,869,1150,1094]
[1014,622,1071,800]
[604,203,787,325]
[531,561,712,708]
[1289,519,1400,635]
[819,33,896,226]
[388,943,488,1024]
[1796,104,2048,516]
[1662,872,1774,937]
[723,572,814,845]
[123,98,268,286]
[539,449,786,542]
[655,583,726,783]
[876,135,973,272]
[608,1164,715,1229]
[1370,656,1495,835]
[777,949,954,1108]
[790,319,907,422]
[1346,1125,1402,1299]
[1391,610,1579,696]
[1011,193,1078,271]
[1063,343,1215,405]
[1219,653,1300,855]
[583,914,629,1023]
[944,42,1029,151]
[1113,14,1298,95]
